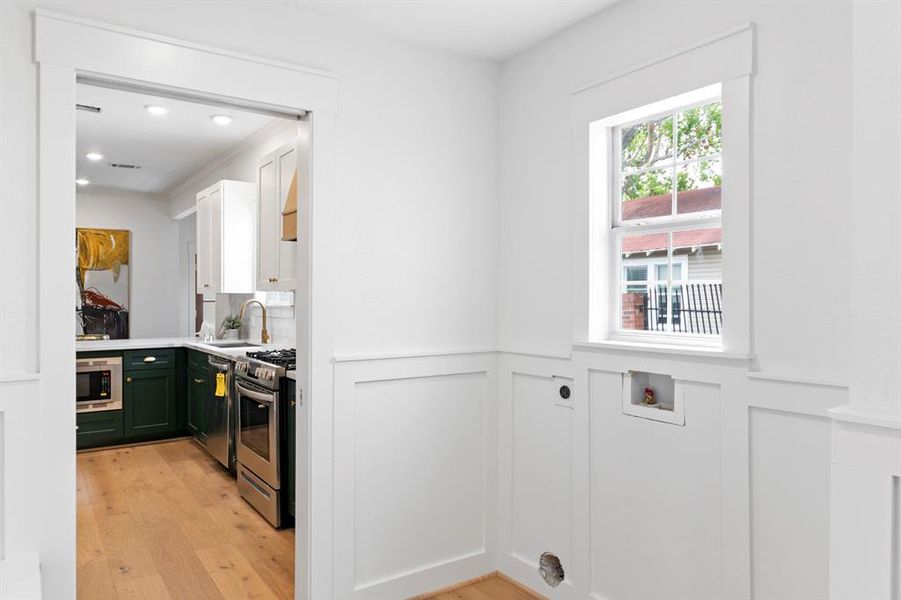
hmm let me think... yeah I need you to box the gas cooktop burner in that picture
[245,348,296,370]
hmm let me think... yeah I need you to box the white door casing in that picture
[33,10,338,599]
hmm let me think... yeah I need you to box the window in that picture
[612,90,723,340]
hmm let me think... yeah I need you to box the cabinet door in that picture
[208,184,223,293]
[257,151,278,291]
[196,190,211,293]
[275,144,297,290]
[124,369,177,439]
[187,366,208,443]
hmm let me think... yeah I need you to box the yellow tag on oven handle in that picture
[215,373,226,397]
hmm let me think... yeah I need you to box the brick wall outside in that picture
[621,292,646,331]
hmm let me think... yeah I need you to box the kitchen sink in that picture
[204,341,262,349]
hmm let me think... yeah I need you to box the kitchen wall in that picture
[168,120,299,345]
[495,1,851,598]
[76,190,182,337]
[177,212,197,336]
[0,1,498,597]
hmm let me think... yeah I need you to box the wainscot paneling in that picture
[496,349,846,600]
[749,408,830,600]
[0,375,42,563]
[332,353,496,600]
[589,370,723,600]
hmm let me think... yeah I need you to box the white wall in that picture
[495,1,851,599]
[76,190,181,337]
[0,2,498,597]
[499,1,851,377]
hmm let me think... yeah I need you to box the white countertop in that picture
[75,337,283,362]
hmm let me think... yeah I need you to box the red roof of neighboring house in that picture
[622,228,722,254]
[620,185,722,254]
[622,186,721,220]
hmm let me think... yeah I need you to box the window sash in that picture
[613,220,721,335]
[612,95,722,229]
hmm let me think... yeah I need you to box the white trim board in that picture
[570,24,753,359]
[33,11,338,599]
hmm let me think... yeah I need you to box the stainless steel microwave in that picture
[76,356,122,413]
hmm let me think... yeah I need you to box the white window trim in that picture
[570,23,753,357]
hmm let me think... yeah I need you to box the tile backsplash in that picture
[211,293,296,347]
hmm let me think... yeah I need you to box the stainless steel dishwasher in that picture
[206,355,235,471]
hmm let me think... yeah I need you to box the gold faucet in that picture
[239,299,270,344]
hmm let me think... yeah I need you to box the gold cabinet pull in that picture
[126,377,132,383]
[143,356,157,363]
[194,378,204,384]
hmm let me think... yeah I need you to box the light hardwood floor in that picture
[78,440,539,599]
[77,438,294,599]
[419,574,544,600]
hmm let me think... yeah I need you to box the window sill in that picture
[573,338,751,362]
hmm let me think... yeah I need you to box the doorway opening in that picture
[74,80,306,599]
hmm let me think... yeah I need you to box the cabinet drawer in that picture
[76,410,124,449]
[124,349,176,370]
[187,349,210,371]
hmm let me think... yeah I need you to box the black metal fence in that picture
[643,282,723,335]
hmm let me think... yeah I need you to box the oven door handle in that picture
[235,382,275,404]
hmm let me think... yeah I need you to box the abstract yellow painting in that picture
[76,228,130,339]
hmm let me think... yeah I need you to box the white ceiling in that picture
[76,84,279,195]
[293,0,619,61]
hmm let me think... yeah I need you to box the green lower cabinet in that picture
[286,378,296,517]
[76,410,124,449]
[187,365,208,444]
[123,368,178,439]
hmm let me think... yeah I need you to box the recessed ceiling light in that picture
[144,104,168,116]
[210,114,233,126]
[75,178,90,186]
[85,152,104,161]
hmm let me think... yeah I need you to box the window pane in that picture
[677,101,722,161]
[625,265,648,281]
[620,233,667,331]
[672,263,683,280]
[621,168,673,221]
[672,227,722,335]
[621,115,674,171]
[655,263,667,281]
[676,159,721,215]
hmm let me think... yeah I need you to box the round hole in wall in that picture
[539,552,565,587]
[559,385,571,400]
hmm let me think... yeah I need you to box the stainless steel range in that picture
[234,349,295,527]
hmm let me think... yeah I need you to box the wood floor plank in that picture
[418,574,544,600]
[93,511,158,583]
[157,483,230,550]
[197,544,279,600]
[114,573,174,600]
[76,504,106,567]
[77,558,119,600]
[137,515,226,600]
[472,577,543,600]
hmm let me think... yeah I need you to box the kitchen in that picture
[73,82,304,598]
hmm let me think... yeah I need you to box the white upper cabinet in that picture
[257,141,297,291]
[196,180,256,294]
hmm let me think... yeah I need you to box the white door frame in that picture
[34,10,337,599]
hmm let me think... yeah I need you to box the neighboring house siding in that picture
[687,250,722,281]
